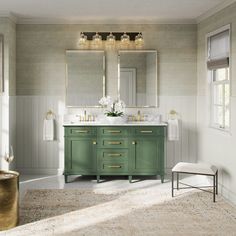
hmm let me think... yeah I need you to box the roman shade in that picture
[207,29,229,70]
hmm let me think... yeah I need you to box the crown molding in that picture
[0,11,18,23]
[196,0,236,23]
[16,17,197,25]
[1,0,235,26]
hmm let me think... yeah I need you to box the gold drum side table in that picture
[0,170,19,231]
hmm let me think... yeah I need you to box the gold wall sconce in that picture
[78,32,144,49]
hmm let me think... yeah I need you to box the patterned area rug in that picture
[20,189,120,225]
[17,188,236,236]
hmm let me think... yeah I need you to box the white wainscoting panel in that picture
[16,96,65,174]
[15,95,197,175]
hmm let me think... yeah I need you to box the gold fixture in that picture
[46,110,55,119]
[108,153,122,157]
[108,141,122,145]
[79,110,95,122]
[128,111,145,122]
[107,130,121,133]
[140,130,153,133]
[132,141,136,145]
[93,141,97,145]
[107,165,122,168]
[0,170,19,230]
[168,110,178,120]
[75,130,89,133]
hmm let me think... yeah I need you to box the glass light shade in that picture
[92,32,102,48]
[120,33,130,48]
[106,32,116,46]
[78,32,87,46]
[135,33,144,48]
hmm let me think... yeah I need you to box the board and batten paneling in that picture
[15,95,197,175]
[16,96,64,174]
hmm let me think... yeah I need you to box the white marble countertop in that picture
[63,122,168,126]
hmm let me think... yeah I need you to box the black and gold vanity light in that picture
[78,32,144,49]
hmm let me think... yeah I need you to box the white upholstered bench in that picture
[172,162,218,202]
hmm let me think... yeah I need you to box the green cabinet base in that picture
[64,126,165,183]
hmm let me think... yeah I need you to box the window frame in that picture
[210,68,230,130]
[206,24,231,132]
[0,34,3,93]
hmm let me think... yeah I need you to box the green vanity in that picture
[64,125,166,183]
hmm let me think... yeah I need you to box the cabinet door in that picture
[130,137,164,174]
[65,137,96,174]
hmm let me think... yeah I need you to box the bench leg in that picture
[213,175,216,202]
[172,172,174,197]
[177,173,179,190]
[216,171,218,195]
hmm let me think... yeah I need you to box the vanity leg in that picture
[97,175,100,183]
[161,175,164,183]
[129,175,132,183]
[64,175,68,183]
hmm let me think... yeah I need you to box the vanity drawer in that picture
[133,127,164,136]
[98,127,129,136]
[99,138,128,148]
[98,149,128,162]
[99,162,128,173]
[65,127,96,137]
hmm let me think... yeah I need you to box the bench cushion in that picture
[172,162,217,175]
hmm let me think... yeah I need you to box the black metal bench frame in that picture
[172,170,218,202]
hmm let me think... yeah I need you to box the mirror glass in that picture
[66,50,105,107]
[118,50,158,107]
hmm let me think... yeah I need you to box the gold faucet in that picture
[137,110,141,121]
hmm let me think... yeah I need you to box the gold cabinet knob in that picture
[132,141,136,145]
[93,141,97,145]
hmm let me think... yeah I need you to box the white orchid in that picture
[99,96,112,107]
[99,96,126,117]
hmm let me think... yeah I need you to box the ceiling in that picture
[0,0,235,24]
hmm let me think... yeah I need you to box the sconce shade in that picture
[135,32,144,48]
[78,32,87,46]
[92,32,102,48]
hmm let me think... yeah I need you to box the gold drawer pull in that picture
[107,130,121,133]
[93,141,97,145]
[132,141,136,145]
[108,141,122,145]
[74,130,89,133]
[140,130,153,133]
[108,153,122,157]
[107,165,122,168]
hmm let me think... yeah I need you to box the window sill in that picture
[209,125,231,134]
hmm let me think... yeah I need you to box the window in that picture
[211,68,230,129]
[207,26,230,131]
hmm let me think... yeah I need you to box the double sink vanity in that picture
[64,49,165,183]
[64,122,166,183]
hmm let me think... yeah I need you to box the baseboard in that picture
[219,183,236,205]
[16,168,64,175]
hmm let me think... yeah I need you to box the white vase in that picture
[105,116,126,124]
